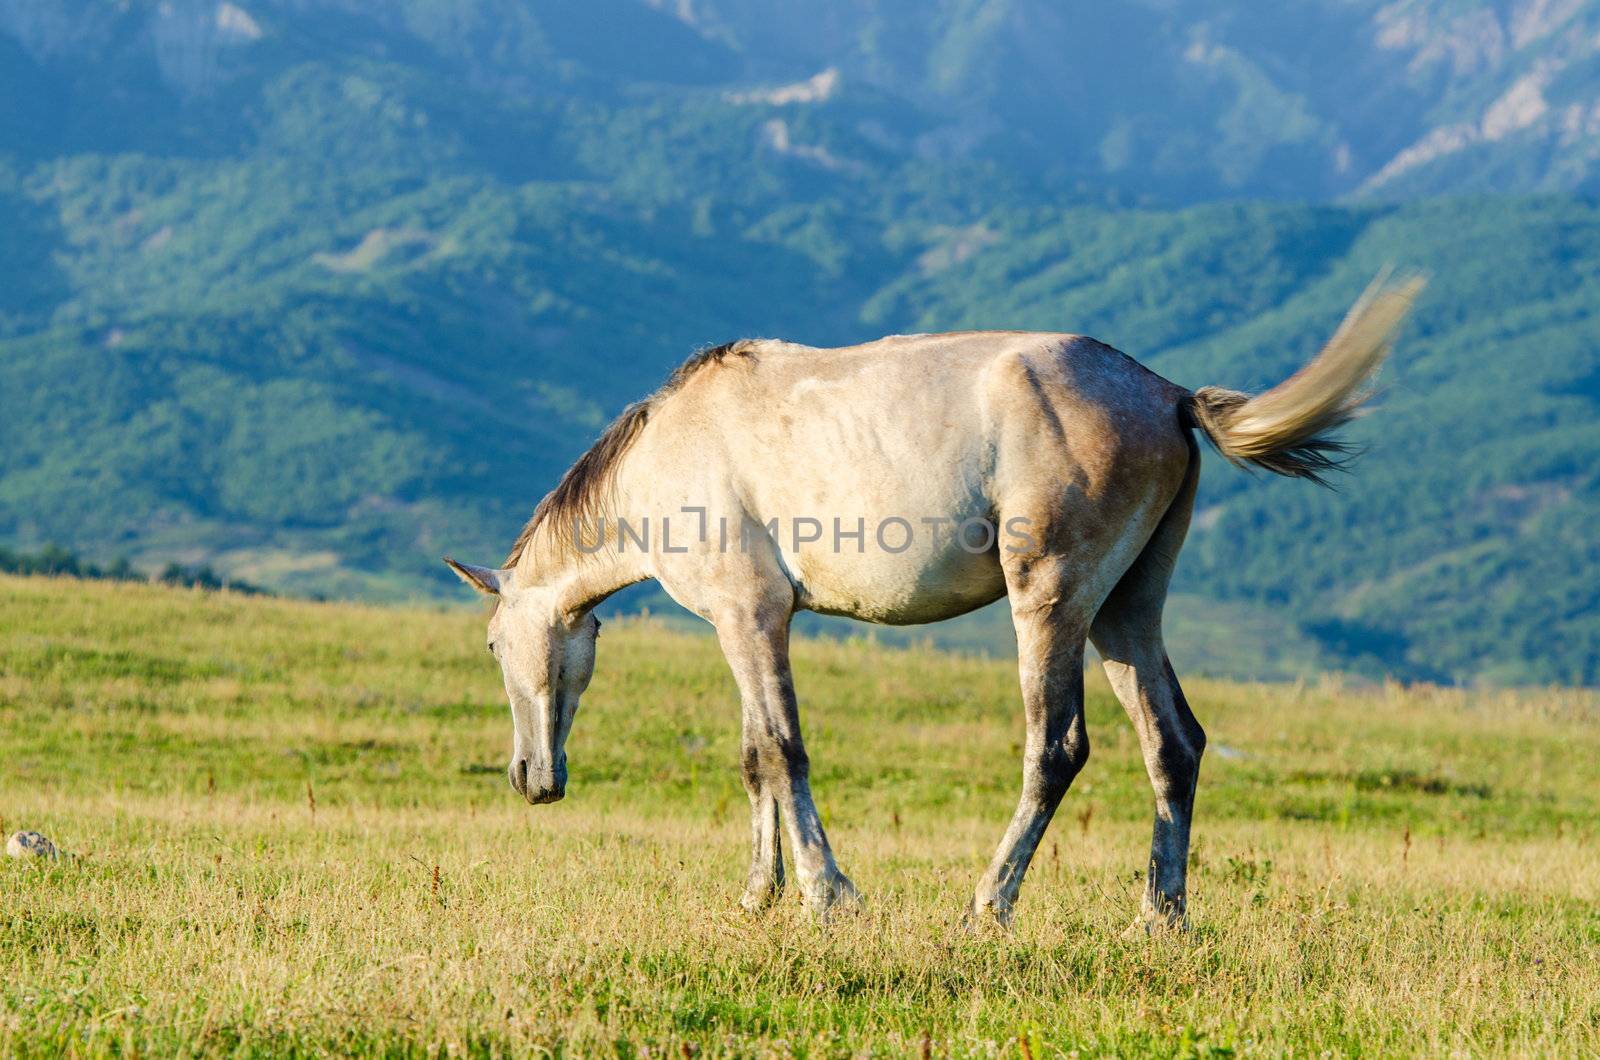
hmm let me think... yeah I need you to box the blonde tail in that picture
[1184,270,1426,485]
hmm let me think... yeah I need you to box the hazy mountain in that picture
[13,1,1600,198]
[655,0,1600,200]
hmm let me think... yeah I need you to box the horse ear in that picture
[444,557,507,596]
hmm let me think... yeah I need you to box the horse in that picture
[445,272,1422,927]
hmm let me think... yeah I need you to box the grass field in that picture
[2,573,1598,1056]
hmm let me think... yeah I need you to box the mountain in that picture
[16,1,1600,199]
[0,1,1597,685]
[667,0,1600,200]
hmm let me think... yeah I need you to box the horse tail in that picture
[1180,270,1425,486]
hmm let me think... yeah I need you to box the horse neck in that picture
[522,496,653,616]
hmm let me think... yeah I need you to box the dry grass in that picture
[2,573,1598,1056]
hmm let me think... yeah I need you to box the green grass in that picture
[2,573,1598,1056]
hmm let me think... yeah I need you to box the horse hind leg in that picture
[970,460,1188,926]
[969,552,1096,926]
[1090,447,1205,929]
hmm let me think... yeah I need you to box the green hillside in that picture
[1,2,1598,685]
[6,166,1597,683]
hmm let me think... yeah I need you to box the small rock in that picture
[6,831,59,861]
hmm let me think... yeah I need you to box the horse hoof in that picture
[739,887,780,914]
[1125,908,1190,938]
[1140,897,1190,934]
[802,872,862,920]
[963,898,1014,933]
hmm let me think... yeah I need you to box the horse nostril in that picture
[528,780,565,804]
[509,758,529,795]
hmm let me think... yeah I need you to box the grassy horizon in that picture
[2,572,1598,1055]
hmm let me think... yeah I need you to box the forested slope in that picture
[2,1,1597,684]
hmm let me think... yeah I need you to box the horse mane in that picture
[505,339,758,566]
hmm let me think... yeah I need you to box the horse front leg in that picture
[717,612,858,916]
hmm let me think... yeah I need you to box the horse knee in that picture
[771,733,809,780]
[747,731,808,785]
[740,741,763,793]
[1033,730,1088,804]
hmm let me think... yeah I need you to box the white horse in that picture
[446,274,1421,926]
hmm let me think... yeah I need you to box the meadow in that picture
[2,572,1598,1056]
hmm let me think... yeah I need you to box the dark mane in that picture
[505,339,758,566]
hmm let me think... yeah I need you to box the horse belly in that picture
[787,535,1007,625]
